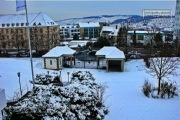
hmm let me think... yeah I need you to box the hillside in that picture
[55,14,174,25]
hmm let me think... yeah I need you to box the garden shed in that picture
[42,46,76,70]
[96,46,125,72]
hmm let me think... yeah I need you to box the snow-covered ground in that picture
[0,58,180,120]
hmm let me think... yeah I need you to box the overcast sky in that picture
[0,0,176,20]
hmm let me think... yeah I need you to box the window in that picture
[50,60,52,65]
[21,23,24,26]
[7,23,10,27]
[16,23,19,26]
[20,29,23,33]
[40,28,43,33]
[12,23,15,27]
[11,29,14,34]
[138,35,143,40]
[6,29,8,34]
[2,24,5,27]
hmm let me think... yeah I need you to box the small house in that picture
[96,47,125,72]
[42,46,76,70]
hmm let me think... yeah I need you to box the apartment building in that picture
[79,22,100,39]
[60,24,80,40]
[0,12,60,53]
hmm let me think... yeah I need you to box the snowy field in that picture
[0,58,180,120]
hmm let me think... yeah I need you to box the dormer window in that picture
[16,23,19,26]
[33,23,36,26]
[12,23,15,27]
[38,22,41,26]
[7,23,10,27]
[21,23,24,26]
[2,24,5,27]
[26,22,29,26]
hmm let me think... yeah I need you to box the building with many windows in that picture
[79,22,100,39]
[60,24,80,40]
[0,12,60,54]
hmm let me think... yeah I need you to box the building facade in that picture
[175,0,180,37]
[79,22,100,39]
[60,24,80,40]
[0,12,60,53]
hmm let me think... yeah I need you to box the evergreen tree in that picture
[154,32,163,48]
[73,34,79,40]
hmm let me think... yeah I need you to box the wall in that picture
[45,58,58,70]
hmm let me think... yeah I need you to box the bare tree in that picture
[147,57,179,95]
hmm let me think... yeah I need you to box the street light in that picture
[67,72,70,83]
[59,70,62,81]
[17,72,22,96]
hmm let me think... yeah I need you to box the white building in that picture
[60,25,80,40]
[42,46,76,70]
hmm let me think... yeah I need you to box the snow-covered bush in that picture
[30,72,63,86]
[142,80,152,97]
[142,79,178,99]
[3,71,108,120]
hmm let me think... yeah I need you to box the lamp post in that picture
[67,72,70,83]
[59,70,61,81]
[17,72,22,96]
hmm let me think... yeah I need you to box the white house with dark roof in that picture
[42,46,76,70]
[96,46,125,72]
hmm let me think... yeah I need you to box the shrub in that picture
[142,79,178,99]
[142,80,152,97]
[4,71,108,120]
[30,73,63,86]
[143,56,150,68]
[160,80,178,98]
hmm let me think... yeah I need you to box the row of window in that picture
[1,29,24,34]
[61,26,78,29]
[1,23,28,27]
[0,35,25,40]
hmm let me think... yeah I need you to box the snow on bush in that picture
[30,72,63,86]
[142,79,179,99]
[3,71,108,120]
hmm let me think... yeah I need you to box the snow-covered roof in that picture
[96,46,125,59]
[0,12,58,28]
[60,25,79,29]
[42,46,76,58]
[100,26,119,36]
[79,22,100,28]
[128,31,164,34]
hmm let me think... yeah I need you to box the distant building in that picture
[0,12,60,53]
[100,25,120,43]
[60,24,80,40]
[79,22,100,39]
[174,0,180,37]
[127,30,166,46]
